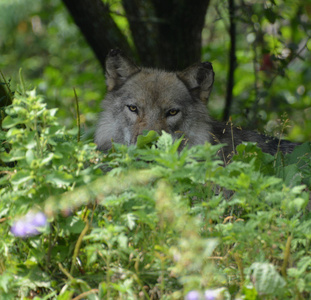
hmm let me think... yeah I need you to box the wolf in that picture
[95,49,298,160]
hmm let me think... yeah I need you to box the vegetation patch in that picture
[1,90,310,299]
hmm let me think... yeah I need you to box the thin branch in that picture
[73,88,80,143]
[72,289,99,300]
[58,262,74,280]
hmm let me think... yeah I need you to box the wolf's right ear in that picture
[105,49,141,91]
[178,62,214,103]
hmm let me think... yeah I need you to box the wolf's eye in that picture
[167,109,179,117]
[127,105,138,113]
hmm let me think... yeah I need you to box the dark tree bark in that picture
[123,0,211,70]
[62,0,210,71]
[61,0,133,71]
[152,0,210,70]
[122,0,160,67]
[223,0,237,121]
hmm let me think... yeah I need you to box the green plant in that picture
[0,89,311,299]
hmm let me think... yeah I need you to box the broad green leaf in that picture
[65,216,85,234]
[40,153,54,166]
[25,149,35,165]
[136,130,159,149]
[46,171,73,186]
[249,262,286,296]
[2,115,27,128]
[11,170,32,185]
[283,164,301,187]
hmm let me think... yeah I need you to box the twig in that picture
[72,289,99,300]
[207,256,224,260]
[58,262,73,280]
[229,118,236,156]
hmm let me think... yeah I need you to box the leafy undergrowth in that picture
[0,91,311,300]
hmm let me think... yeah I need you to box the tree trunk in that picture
[122,0,160,67]
[223,0,236,121]
[152,0,210,70]
[123,0,211,70]
[62,0,210,71]
[62,0,133,71]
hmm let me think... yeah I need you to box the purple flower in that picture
[11,211,47,238]
[31,212,47,226]
[204,289,219,300]
[186,290,201,300]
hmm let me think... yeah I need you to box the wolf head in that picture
[95,49,215,151]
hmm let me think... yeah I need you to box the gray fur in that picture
[95,49,298,158]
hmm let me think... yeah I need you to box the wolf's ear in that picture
[178,62,214,103]
[105,49,140,91]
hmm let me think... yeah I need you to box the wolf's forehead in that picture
[125,70,190,105]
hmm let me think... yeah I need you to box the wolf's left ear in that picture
[178,62,214,103]
[105,49,141,91]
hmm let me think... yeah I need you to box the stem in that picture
[33,106,41,158]
[229,118,235,156]
[72,289,99,300]
[73,88,80,143]
[106,244,111,299]
[70,219,89,275]
[47,229,52,266]
[233,253,245,284]
[58,262,74,280]
[19,68,26,96]
[281,235,292,278]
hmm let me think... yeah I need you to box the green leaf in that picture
[249,262,286,296]
[156,131,174,151]
[25,149,35,165]
[282,164,301,187]
[11,170,32,185]
[40,153,54,166]
[136,130,159,149]
[237,173,251,189]
[57,290,74,300]
[46,171,73,186]
[285,142,311,186]
[242,283,258,300]
[2,115,26,128]
[0,174,10,186]
[123,213,136,230]
[65,216,85,234]
[25,131,37,149]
